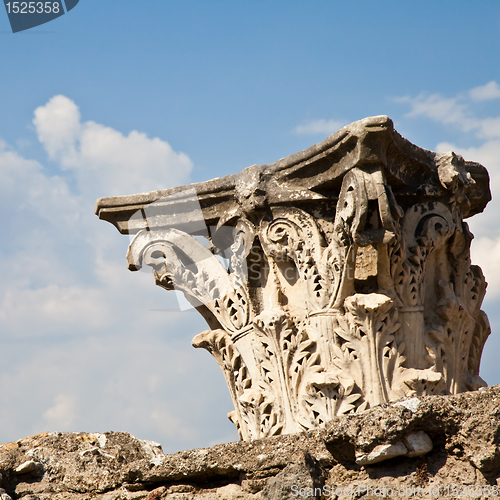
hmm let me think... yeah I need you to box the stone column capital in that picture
[96,116,491,440]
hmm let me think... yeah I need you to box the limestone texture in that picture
[2,386,500,499]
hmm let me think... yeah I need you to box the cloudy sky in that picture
[1,1,500,453]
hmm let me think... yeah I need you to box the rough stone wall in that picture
[1,386,500,499]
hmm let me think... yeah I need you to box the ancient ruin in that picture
[3,386,500,499]
[95,115,491,441]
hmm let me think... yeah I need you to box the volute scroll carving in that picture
[97,115,492,440]
[127,227,252,335]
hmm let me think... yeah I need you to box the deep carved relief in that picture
[97,115,492,440]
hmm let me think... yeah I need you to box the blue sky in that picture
[1,1,500,453]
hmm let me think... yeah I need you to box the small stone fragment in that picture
[166,485,195,494]
[242,479,266,494]
[217,483,248,499]
[96,433,107,448]
[356,441,408,465]
[150,455,165,466]
[147,486,166,500]
[404,431,433,457]
[393,398,421,413]
[123,483,145,492]
[261,461,323,500]
[14,460,42,475]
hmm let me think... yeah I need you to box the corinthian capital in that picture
[96,116,491,440]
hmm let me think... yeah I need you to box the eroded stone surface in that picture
[96,116,492,440]
[355,441,408,465]
[404,431,434,458]
[1,387,500,499]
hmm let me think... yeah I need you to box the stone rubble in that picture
[1,386,500,499]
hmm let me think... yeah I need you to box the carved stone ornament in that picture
[95,116,492,440]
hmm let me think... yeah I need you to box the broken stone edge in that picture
[94,115,490,235]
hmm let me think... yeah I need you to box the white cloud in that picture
[43,394,77,429]
[0,97,239,451]
[150,409,194,441]
[397,83,500,140]
[33,95,193,198]
[396,93,477,132]
[293,118,345,135]
[470,81,500,101]
[470,236,500,299]
[0,285,107,335]
[0,139,82,226]
[0,322,236,449]
[477,117,500,139]
[33,95,81,160]
[0,95,199,344]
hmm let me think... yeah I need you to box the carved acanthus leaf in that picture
[333,293,402,408]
